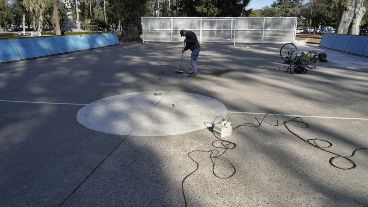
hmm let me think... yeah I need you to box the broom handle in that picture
[180,40,185,69]
[179,39,185,70]
[179,52,184,69]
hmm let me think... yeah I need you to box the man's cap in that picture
[180,29,185,37]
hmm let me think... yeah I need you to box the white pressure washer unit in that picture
[213,118,232,138]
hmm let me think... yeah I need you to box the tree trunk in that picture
[337,0,367,35]
[89,1,92,20]
[22,13,26,35]
[337,10,354,34]
[33,15,36,31]
[348,0,366,35]
[53,0,61,35]
[336,0,355,34]
[38,11,43,34]
[103,0,107,23]
[3,24,6,32]
[75,0,81,30]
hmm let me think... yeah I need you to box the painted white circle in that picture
[77,91,228,136]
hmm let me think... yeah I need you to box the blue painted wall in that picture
[0,33,119,63]
[45,36,75,54]
[13,38,51,59]
[320,34,368,57]
[344,36,368,55]
[0,40,20,62]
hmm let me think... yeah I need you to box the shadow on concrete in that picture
[0,42,367,206]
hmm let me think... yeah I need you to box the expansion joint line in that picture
[58,130,133,206]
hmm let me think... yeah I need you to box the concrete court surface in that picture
[0,42,367,207]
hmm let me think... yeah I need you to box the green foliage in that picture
[22,0,52,29]
[248,0,302,17]
[259,6,278,17]
[216,0,250,17]
[160,0,171,16]
[196,0,219,16]
[179,0,216,17]
[301,0,338,28]
[362,15,368,28]
[22,0,51,14]
[179,0,249,17]
[10,1,25,26]
[362,5,368,28]
[251,0,367,33]
[270,0,303,17]
[92,18,108,29]
[249,9,262,17]
[79,0,94,20]
[0,0,15,30]
[0,0,6,11]
[2,0,367,37]
[108,0,150,25]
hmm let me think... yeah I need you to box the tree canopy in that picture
[178,0,250,17]
[249,0,368,34]
[1,0,367,35]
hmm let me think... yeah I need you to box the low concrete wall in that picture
[319,34,368,56]
[0,33,119,63]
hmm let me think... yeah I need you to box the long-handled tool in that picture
[175,52,184,73]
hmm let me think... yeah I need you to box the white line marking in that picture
[228,111,368,121]
[2,100,366,121]
[0,99,87,106]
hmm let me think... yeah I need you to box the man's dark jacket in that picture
[184,31,200,51]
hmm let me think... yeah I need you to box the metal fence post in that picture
[170,17,173,43]
[262,17,266,44]
[231,18,233,43]
[293,17,297,43]
[200,18,203,43]
[233,19,236,46]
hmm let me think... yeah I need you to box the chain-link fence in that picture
[141,17,297,44]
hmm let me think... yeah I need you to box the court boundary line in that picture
[228,111,368,121]
[0,99,86,106]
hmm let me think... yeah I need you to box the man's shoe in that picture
[188,72,196,77]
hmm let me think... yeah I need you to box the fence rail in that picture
[141,17,297,44]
